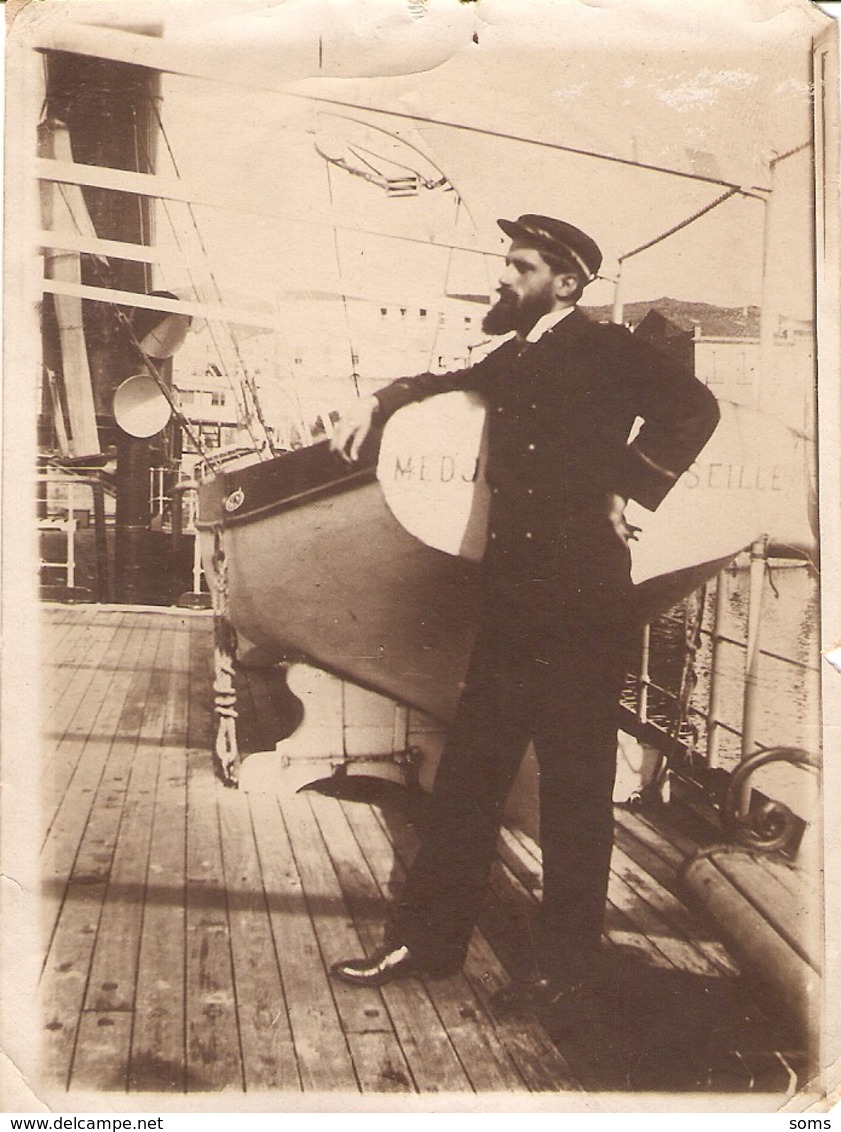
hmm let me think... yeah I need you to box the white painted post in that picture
[706,568,729,769]
[741,537,768,762]
[637,622,651,725]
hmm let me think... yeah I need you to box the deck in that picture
[37,604,809,1102]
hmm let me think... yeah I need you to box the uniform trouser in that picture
[389,602,631,982]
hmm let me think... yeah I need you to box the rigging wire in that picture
[284,90,777,201]
[150,98,278,457]
[769,141,811,168]
[425,194,461,374]
[347,141,449,190]
[51,170,223,474]
[129,108,266,455]
[151,190,268,457]
[619,188,740,263]
[131,105,149,286]
[323,155,361,399]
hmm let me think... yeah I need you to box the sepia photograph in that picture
[1,0,839,1114]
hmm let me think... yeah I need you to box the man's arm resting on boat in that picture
[331,354,496,464]
[371,359,488,423]
[330,395,380,464]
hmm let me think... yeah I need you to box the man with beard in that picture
[328,215,719,1024]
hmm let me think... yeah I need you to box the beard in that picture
[481,286,555,337]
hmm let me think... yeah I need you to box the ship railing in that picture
[148,465,170,522]
[624,539,820,788]
[625,545,822,1037]
[170,479,210,608]
[37,470,110,602]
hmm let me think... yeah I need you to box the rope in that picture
[619,188,740,263]
[769,141,811,168]
[211,525,240,787]
[150,100,278,457]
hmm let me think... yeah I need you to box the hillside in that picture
[581,297,761,338]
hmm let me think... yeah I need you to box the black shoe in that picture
[330,944,456,988]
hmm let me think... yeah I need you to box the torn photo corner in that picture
[3,0,840,1115]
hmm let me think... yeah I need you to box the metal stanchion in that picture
[741,537,769,778]
[38,472,109,602]
[705,567,729,769]
[637,622,651,725]
[173,481,211,609]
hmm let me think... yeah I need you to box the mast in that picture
[43,40,165,603]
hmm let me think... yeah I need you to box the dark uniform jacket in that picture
[374,307,720,631]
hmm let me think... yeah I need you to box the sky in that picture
[98,0,827,325]
[10,0,831,395]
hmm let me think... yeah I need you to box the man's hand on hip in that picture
[330,395,379,464]
[605,492,640,547]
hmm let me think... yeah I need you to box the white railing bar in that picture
[41,277,277,330]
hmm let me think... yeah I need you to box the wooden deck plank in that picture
[64,619,163,888]
[129,742,189,1093]
[305,792,473,1094]
[41,616,129,824]
[356,795,582,1092]
[40,603,84,641]
[40,620,164,1089]
[68,1011,133,1094]
[497,827,674,977]
[181,614,248,1092]
[184,744,244,1093]
[39,607,96,706]
[45,617,130,743]
[281,792,401,1038]
[41,614,134,843]
[41,620,123,769]
[247,790,357,1093]
[606,869,722,977]
[38,608,804,1099]
[612,820,690,900]
[632,801,717,858]
[217,789,301,1092]
[358,797,583,1093]
[38,880,108,1090]
[609,843,738,976]
[344,1032,415,1094]
[502,818,738,977]
[62,618,165,1086]
[187,616,214,753]
[40,613,124,742]
[160,616,192,748]
[319,792,527,1094]
[130,617,193,1093]
[614,806,689,873]
[479,853,734,1094]
[84,625,176,1013]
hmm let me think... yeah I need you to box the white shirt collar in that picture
[523,304,576,344]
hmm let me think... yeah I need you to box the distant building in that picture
[693,334,760,406]
[171,296,485,456]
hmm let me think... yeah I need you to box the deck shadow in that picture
[551,947,809,1093]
